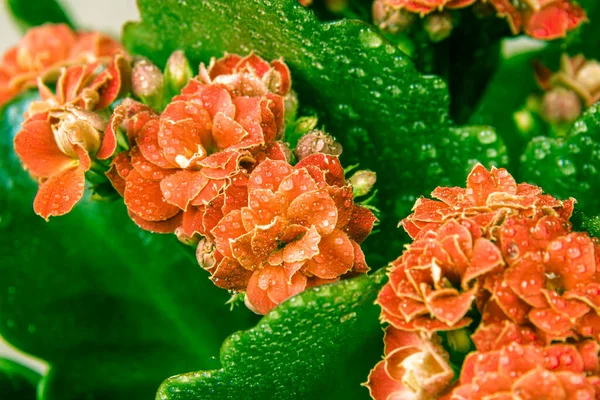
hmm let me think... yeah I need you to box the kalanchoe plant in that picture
[2,0,600,399]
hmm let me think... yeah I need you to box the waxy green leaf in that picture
[157,269,386,400]
[519,103,600,214]
[4,0,74,31]
[0,358,40,400]
[0,92,257,400]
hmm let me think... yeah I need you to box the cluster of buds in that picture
[535,54,600,124]
[371,0,586,41]
[1,23,124,108]
[367,164,600,399]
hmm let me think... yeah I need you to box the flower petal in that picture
[365,360,411,400]
[305,229,354,279]
[282,225,321,264]
[211,257,252,291]
[344,205,377,244]
[247,188,288,225]
[248,159,293,192]
[245,269,277,315]
[130,146,175,181]
[159,100,213,168]
[212,210,247,259]
[277,168,319,203]
[212,112,248,149]
[124,169,180,221]
[425,287,477,327]
[14,116,76,178]
[128,210,183,234]
[160,169,208,210]
[287,189,338,236]
[33,166,86,220]
[295,153,345,187]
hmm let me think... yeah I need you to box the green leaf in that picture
[0,92,258,400]
[156,269,387,400]
[123,0,508,264]
[571,210,600,239]
[0,358,41,400]
[468,47,549,170]
[4,0,74,31]
[519,103,600,215]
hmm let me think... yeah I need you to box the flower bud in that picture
[574,60,600,95]
[541,87,582,124]
[196,237,217,272]
[424,11,453,43]
[295,129,343,161]
[293,116,318,136]
[131,57,164,110]
[164,50,194,98]
[349,170,377,197]
[325,0,349,13]
[372,0,416,34]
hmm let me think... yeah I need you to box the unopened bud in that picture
[165,50,194,98]
[349,170,377,197]
[196,237,217,272]
[372,0,415,34]
[325,0,349,13]
[132,57,164,110]
[424,12,453,43]
[284,90,299,124]
[541,87,582,124]
[298,0,312,6]
[295,130,343,160]
[294,116,318,136]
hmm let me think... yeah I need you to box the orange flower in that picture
[402,163,574,239]
[371,0,585,40]
[0,23,124,108]
[210,154,376,314]
[199,53,291,98]
[365,327,454,400]
[380,164,600,339]
[447,340,600,399]
[489,0,586,40]
[373,0,477,17]
[379,217,501,332]
[13,59,129,219]
[484,227,600,343]
[106,55,291,235]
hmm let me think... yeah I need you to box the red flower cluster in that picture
[105,54,376,313]
[210,155,374,314]
[447,322,600,399]
[369,164,600,399]
[14,56,129,219]
[371,0,586,40]
[106,54,291,234]
[1,23,123,108]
